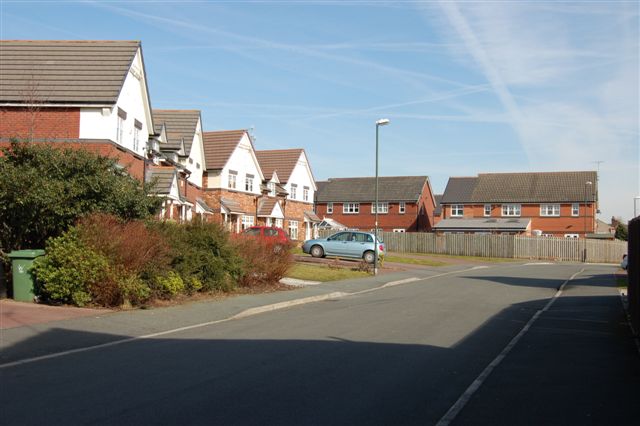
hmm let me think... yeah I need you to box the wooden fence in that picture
[317,230,626,263]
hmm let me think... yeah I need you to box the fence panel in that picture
[316,229,625,263]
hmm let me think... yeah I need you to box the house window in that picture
[228,170,237,189]
[393,229,406,233]
[343,203,360,214]
[133,127,139,151]
[290,184,297,199]
[289,220,298,240]
[371,202,389,214]
[242,215,254,230]
[564,233,579,239]
[327,203,333,214]
[451,204,464,217]
[303,186,309,202]
[189,158,194,164]
[484,204,491,217]
[245,174,254,192]
[540,204,560,217]
[399,202,406,214]
[268,182,276,196]
[275,218,283,228]
[196,163,200,169]
[502,204,521,217]
[572,203,580,217]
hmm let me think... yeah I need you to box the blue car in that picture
[302,231,385,263]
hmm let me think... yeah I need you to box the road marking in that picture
[436,268,584,426]
[0,266,487,370]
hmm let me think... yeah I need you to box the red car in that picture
[243,226,291,244]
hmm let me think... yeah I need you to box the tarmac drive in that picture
[1,262,638,425]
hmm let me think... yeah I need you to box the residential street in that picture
[1,263,638,425]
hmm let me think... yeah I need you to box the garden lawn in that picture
[286,263,369,282]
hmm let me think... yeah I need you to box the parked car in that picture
[243,226,291,244]
[621,254,628,270]
[302,231,385,263]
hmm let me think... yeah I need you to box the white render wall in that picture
[79,49,151,158]
[286,151,316,204]
[185,119,205,187]
[209,134,263,194]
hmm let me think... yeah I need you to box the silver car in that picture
[302,231,385,263]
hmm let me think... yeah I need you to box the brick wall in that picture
[315,201,427,232]
[441,203,597,237]
[0,107,80,140]
[284,199,315,240]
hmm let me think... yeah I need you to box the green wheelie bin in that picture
[7,250,45,302]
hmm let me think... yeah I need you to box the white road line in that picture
[436,268,584,426]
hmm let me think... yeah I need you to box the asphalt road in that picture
[1,263,638,425]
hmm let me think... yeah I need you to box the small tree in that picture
[0,141,162,254]
[615,223,628,241]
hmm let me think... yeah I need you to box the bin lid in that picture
[7,249,46,259]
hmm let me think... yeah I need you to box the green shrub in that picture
[231,235,294,288]
[33,229,110,307]
[152,221,242,292]
[118,274,152,306]
[154,271,185,298]
[0,141,162,253]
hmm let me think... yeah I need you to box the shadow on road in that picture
[1,292,639,425]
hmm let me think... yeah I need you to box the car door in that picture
[349,232,372,257]
[323,232,351,256]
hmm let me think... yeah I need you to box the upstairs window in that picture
[484,204,491,217]
[268,182,276,196]
[245,174,254,192]
[371,202,389,214]
[451,204,464,217]
[116,108,127,144]
[290,184,298,199]
[502,204,521,217]
[228,170,237,189]
[572,203,580,217]
[399,202,406,214]
[133,119,142,152]
[540,204,560,217]
[343,203,359,214]
[327,202,333,214]
[303,186,309,202]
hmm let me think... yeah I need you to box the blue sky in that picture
[2,1,638,222]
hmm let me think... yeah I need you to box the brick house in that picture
[255,149,320,241]
[201,130,265,232]
[314,176,437,232]
[0,40,154,181]
[435,171,598,238]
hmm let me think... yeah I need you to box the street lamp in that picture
[374,118,390,275]
[583,181,593,262]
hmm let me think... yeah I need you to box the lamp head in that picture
[376,118,390,126]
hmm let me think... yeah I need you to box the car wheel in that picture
[363,250,375,264]
[310,245,324,258]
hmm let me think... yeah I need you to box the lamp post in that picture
[583,181,593,262]
[374,118,390,275]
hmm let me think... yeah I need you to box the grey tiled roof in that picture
[146,167,177,195]
[439,177,478,204]
[316,176,429,203]
[220,197,247,214]
[255,149,304,183]
[0,40,140,104]
[152,110,200,154]
[441,171,598,204]
[434,218,531,231]
[196,198,214,213]
[304,211,321,222]
[433,194,443,216]
[257,198,279,217]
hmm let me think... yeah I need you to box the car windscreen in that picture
[244,228,261,236]
[264,229,279,237]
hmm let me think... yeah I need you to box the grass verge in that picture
[384,255,448,267]
[389,252,518,263]
[286,263,369,282]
